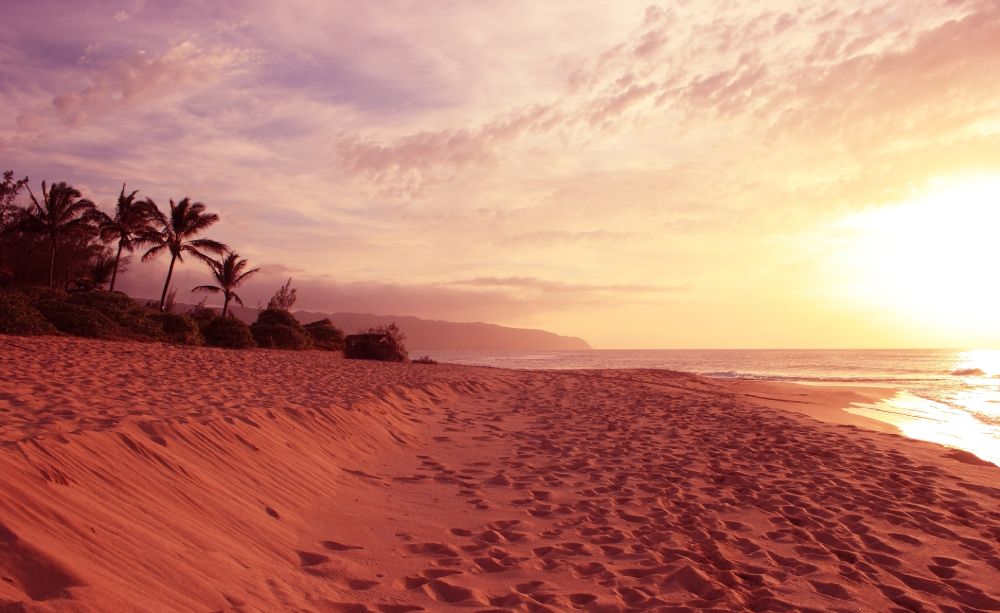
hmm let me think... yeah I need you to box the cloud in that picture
[116,264,674,323]
[496,229,637,246]
[17,42,250,130]
[5,1,1000,346]
[452,277,692,294]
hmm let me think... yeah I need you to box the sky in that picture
[3,0,1000,348]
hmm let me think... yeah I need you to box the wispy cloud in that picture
[3,0,1000,346]
[453,277,691,294]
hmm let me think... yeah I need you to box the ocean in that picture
[414,348,1000,466]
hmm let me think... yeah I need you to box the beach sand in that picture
[1,336,998,612]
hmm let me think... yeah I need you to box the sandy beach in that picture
[2,336,999,612]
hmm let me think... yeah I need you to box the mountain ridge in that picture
[170,302,591,350]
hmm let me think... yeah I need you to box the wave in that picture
[701,371,939,384]
[951,368,986,376]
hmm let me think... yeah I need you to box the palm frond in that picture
[235,266,261,284]
[142,243,168,262]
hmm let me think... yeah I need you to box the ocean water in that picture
[414,348,1000,465]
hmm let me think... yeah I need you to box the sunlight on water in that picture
[952,348,1000,377]
[847,393,1000,466]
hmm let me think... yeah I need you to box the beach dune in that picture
[1,336,998,612]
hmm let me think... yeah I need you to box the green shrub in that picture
[203,316,255,349]
[303,318,344,351]
[153,312,203,345]
[251,309,312,350]
[0,289,55,335]
[36,300,116,338]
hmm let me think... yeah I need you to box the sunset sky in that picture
[3,0,1000,348]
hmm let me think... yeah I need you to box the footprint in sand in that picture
[421,579,482,604]
[296,550,329,567]
[404,542,460,557]
[322,540,364,552]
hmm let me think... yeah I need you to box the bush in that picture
[203,316,255,349]
[20,286,68,303]
[251,308,312,350]
[187,303,218,332]
[303,318,344,351]
[36,300,116,338]
[153,312,203,345]
[66,291,163,341]
[345,322,408,362]
[0,289,54,335]
[411,356,437,365]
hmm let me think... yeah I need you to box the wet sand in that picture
[1,336,999,611]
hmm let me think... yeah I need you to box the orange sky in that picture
[3,1,1000,347]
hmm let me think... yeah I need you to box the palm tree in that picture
[99,183,158,292]
[192,251,260,318]
[74,253,117,291]
[23,181,98,287]
[142,197,227,311]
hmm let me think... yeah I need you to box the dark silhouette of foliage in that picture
[21,181,99,288]
[19,286,67,303]
[186,301,218,331]
[411,355,438,364]
[303,318,345,351]
[163,288,177,313]
[345,323,408,361]
[251,308,312,350]
[203,315,256,349]
[192,251,259,318]
[152,312,203,345]
[99,183,158,292]
[73,254,119,291]
[267,278,297,310]
[0,289,54,335]
[65,291,163,340]
[0,171,28,234]
[368,322,408,361]
[36,300,116,338]
[142,197,227,311]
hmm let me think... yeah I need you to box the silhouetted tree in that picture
[142,197,227,311]
[74,253,118,291]
[21,181,98,287]
[99,183,158,292]
[0,171,28,233]
[267,278,297,310]
[0,171,30,285]
[192,250,259,318]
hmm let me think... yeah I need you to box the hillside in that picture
[177,303,592,350]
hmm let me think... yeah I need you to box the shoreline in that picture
[723,378,999,467]
[2,335,998,611]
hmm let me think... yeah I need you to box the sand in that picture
[1,336,999,612]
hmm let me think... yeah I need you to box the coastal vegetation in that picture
[0,170,410,359]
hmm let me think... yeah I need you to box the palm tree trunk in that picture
[109,241,124,292]
[159,254,177,311]
[48,235,57,288]
[223,293,231,318]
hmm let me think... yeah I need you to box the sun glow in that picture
[830,176,1000,338]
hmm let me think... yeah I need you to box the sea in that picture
[414,348,1000,466]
